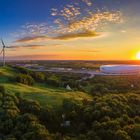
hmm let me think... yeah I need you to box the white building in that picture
[66,85,72,90]
[100,65,140,74]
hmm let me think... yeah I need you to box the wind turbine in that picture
[0,39,6,66]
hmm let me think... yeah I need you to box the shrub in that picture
[16,74,34,86]
[31,72,46,82]
[90,84,108,96]
[0,85,6,93]
[46,75,60,87]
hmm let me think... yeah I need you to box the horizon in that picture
[0,0,140,60]
[0,59,140,63]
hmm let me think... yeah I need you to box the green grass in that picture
[0,67,92,109]
[2,83,92,109]
[0,66,16,83]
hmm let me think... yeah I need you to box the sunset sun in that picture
[136,51,140,60]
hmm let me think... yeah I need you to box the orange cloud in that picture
[8,44,45,49]
[14,30,100,43]
[54,30,100,40]
[15,36,47,43]
[78,49,101,53]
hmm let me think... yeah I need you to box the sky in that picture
[0,0,140,60]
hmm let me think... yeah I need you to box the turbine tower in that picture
[0,39,6,67]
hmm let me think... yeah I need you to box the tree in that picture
[16,74,34,85]
[18,99,41,115]
[46,75,60,87]
[31,72,46,82]
[115,130,132,140]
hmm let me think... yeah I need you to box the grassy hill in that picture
[0,66,92,109]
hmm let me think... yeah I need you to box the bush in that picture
[16,74,34,86]
[18,99,41,115]
[46,75,60,87]
[31,72,46,82]
[0,85,6,93]
[90,84,109,96]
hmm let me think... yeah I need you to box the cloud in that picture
[14,30,100,42]
[54,11,123,34]
[51,10,122,40]
[54,30,100,40]
[82,0,92,6]
[15,36,48,43]
[47,10,123,43]
[12,1,123,43]
[7,44,45,49]
[6,54,60,60]
[52,5,81,21]
[21,23,49,36]
[121,30,126,33]
[51,0,93,23]
[7,42,63,51]
[51,0,123,34]
[78,49,101,53]
[11,23,51,39]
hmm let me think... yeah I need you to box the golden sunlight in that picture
[136,51,140,60]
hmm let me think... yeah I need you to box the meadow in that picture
[0,66,92,109]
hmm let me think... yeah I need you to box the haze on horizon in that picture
[0,0,140,60]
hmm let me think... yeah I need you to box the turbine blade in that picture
[1,39,6,47]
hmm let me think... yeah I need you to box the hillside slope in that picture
[0,66,92,108]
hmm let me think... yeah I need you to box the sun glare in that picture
[136,51,140,60]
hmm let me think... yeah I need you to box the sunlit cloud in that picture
[82,0,92,6]
[15,36,48,43]
[15,10,122,43]
[52,11,122,38]
[121,30,126,33]
[51,5,81,21]
[12,0,123,48]
[12,23,51,39]
[54,30,100,40]
[14,30,101,42]
[78,49,101,53]
[7,44,45,49]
